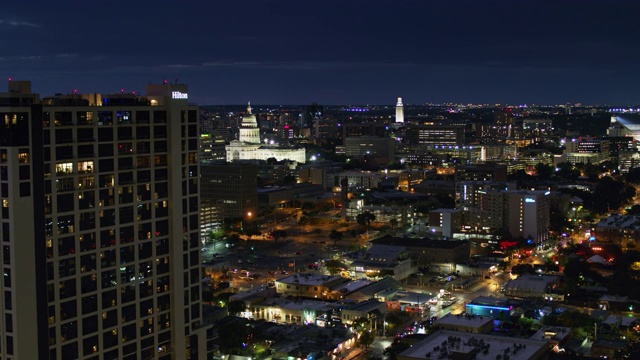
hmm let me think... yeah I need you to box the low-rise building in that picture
[397,329,550,360]
[465,296,513,321]
[370,235,470,273]
[590,338,629,359]
[341,299,386,332]
[345,244,417,281]
[274,273,349,300]
[504,274,559,300]
[432,313,494,334]
[387,291,434,317]
[249,298,336,324]
[529,326,572,351]
[597,294,640,312]
[595,214,640,251]
[343,277,402,302]
[267,324,356,360]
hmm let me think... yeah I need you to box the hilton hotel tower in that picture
[0,80,207,359]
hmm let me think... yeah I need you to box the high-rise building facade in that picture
[200,162,257,223]
[404,125,465,147]
[0,80,206,359]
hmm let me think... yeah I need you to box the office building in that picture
[200,162,257,225]
[343,136,396,163]
[505,191,550,242]
[0,80,207,359]
[455,163,508,182]
[404,125,465,147]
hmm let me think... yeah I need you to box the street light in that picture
[240,211,252,235]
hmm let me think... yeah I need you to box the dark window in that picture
[82,295,98,314]
[60,342,78,359]
[155,168,167,181]
[118,172,133,185]
[57,194,75,212]
[137,170,151,183]
[102,290,117,310]
[19,182,30,197]
[98,158,114,172]
[136,111,150,123]
[55,146,74,160]
[98,128,113,142]
[188,124,197,137]
[59,278,77,299]
[55,129,73,144]
[154,140,167,152]
[76,128,94,142]
[82,334,98,356]
[153,110,167,123]
[117,127,133,140]
[136,126,150,139]
[54,111,73,126]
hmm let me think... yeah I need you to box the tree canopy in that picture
[356,211,376,227]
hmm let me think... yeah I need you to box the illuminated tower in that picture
[395,97,404,123]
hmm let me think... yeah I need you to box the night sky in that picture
[3,0,640,105]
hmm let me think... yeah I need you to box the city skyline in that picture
[3,0,640,106]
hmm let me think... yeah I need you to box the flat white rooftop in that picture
[399,330,549,360]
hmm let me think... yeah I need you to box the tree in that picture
[207,227,225,250]
[282,175,297,185]
[218,321,248,353]
[358,330,375,349]
[356,211,376,228]
[325,259,346,275]
[592,176,635,214]
[227,234,242,245]
[389,218,399,229]
[228,300,247,316]
[556,162,580,181]
[627,167,640,184]
[329,229,343,245]
[270,229,288,242]
[535,162,554,179]
[383,339,410,360]
[352,317,371,332]
[242,222,261,239]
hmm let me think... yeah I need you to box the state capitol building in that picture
[225,103,306,163]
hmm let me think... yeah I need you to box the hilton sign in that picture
[172,91,188,99]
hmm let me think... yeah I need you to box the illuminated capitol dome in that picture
[226,103,306,163]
